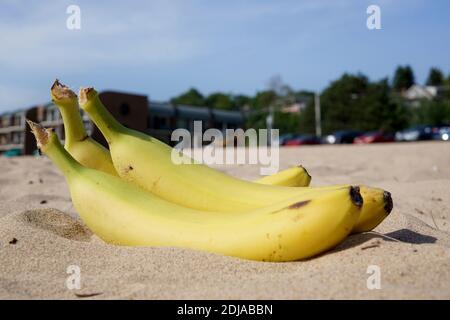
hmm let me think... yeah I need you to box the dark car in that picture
[323,130,363,144]
[354,131,395,144]
[395,125,433,142]
[432,126,450,141]
[284,134,321,146]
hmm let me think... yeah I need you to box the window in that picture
[11,132,23,144]
[1,116,11,127]
[153,116,170,130]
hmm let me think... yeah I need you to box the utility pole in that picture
[266,105,274,146]
[314,93,322,137]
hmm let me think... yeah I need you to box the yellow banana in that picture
[255,165,311,187]
[79,87,392,232]
[52,81,308,185]
[50,80,117,176]
[257,167,392,232]
[257,166,392,232]
[28,121,362,262]
[79,87,349,212]
[352,186,392,233]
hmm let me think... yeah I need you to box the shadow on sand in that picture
[327,228,437,256]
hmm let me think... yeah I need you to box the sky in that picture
[0,0,449,112]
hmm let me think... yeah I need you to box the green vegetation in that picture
[170,66,450,134]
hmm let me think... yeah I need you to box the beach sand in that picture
[1,141,449,299]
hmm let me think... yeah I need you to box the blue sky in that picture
[0,0,449,112]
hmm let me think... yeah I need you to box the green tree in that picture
[250,90,277,109]
[314,73,408,134]
[319,73,369,133]
[445,73,450,99]
[205,92,235,110]
[233,94,251,110]
[393,65,415,91]
[409,100,450,126]
[297,100,316,134]
[171,88,205,106]
[273,111,300,135]
[426,67,444,86]
[242,90,277,130]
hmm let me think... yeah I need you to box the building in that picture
[403,85,440,101]
[0,109,28,156]
[0,91,245,156]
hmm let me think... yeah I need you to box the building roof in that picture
[148,101,244,124]
[403,85,438,100]
[1,96,245,125]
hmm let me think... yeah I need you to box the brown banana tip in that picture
[78,87,96,106]
[383,191,393,214]
[349,186,363,208]
[51,79,77,100]
[51,79,61,90]
[26,120,52,149]
[297,164,311,179]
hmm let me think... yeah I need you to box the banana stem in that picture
[59,105,88,146]
[79,87,123,144]
[27,120,81,178]
[51,80,87,146]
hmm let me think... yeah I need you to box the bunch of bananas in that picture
[26,80,393,262]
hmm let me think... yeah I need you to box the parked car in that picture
[323,130,363,144]
[284,134,321,146]
[279,134,295,146]
[354,131,395,144]
[432,127,450,141]
[395,125,433,142]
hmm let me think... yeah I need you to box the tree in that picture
[205,93,235,110]
[244,90,277,129]
[393,65,415,91]
[233,94,251,110]
[171,88,205,106]
[445,73,450,99]
[409,100,450,126]
[274,111,300,135]
[267,75,292,97]
[318,73,369,133]
[297,100,316,134]
[426,67,444,86]
[314,73,408,134]
[250,90,277,110]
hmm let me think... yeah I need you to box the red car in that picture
[284,134,321,146]
[354,131,395,144]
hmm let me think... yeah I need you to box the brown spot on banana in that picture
[383,191,393,214]
[122,165,134,175]
[350,186,363,208]
[292,214,304,222]
[288,200,311,209]
[271,200,311,214]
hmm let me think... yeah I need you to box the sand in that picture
[1,141,449,299]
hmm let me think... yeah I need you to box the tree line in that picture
[170,66,450,135]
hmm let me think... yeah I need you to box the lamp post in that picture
[314,93,322,137]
